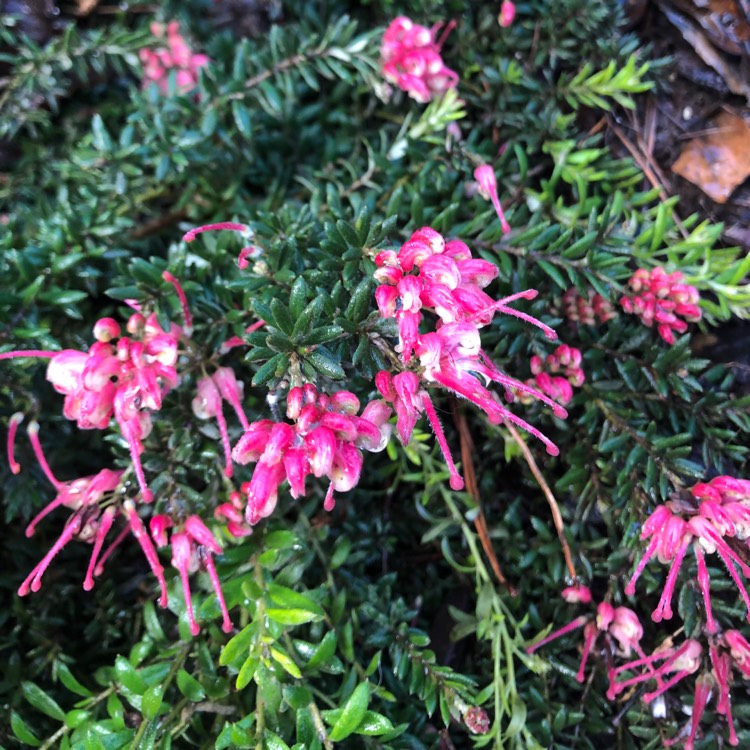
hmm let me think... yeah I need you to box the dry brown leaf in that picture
[672,111,750,203]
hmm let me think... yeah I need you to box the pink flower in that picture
[151,514,233,636]
[561,287,617,325]
[232,385,391,524]
[620,267,701,344]
[139,21,209,94]
[381,16,458,103]
[474,164,510,234]
[498,0,516,27]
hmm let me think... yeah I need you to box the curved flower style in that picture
[620,267,701,345]
[374,227,567,488]
[626,476,750,633]
[232,385,392,524]
[150,514,233,636]
[527,586,645,686]
[0,276,191,502]
[380,16,458,103]
[139,21,209,94]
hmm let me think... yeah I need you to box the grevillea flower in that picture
[498,0,516,27]
[527,586,645,686]
[608,638,703,703]
[139,21,209,94]
[0,275,191,502]
[625,476,750,633]
[474,165,510,234]
[380,16,458,103]
[150,514,233,636]
[231,384,391,524]
[620,267,701,345]
[561,287,617,325]
[374,227,566,489]
[517,343,585,407]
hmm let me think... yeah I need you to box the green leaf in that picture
[306,631,337,671]
[221,623,255,666]
[356,710,395,735]
[22,681,66,721]
[11,711,41,746]
[142,683,164,720]
[305,347,345,379]
[266,608,323,625]
[177,669,206,701]
[328,682,370,741]
[114,655,147,694]
[267,583,325,616]
[232,101,252,139]
[270,298,295,336]
[57,662,93,697]
[271,647,303,679]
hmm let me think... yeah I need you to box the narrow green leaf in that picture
[177,669,206,701]
[328,682,369,741]
[22,681,66,721]
[11,711,41,746]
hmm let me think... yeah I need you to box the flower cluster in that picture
[151,514,233,636]
[498,0,517,27]
[231,384,392,525]
[380,16,458,103]
[561,286,617,325]
[139,21,209,94]
[519,343,584,406]
[625,476,750,634]
[620,267,701,345]
[374,226,567,489]
[527,586,645,685]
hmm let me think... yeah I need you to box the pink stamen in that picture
[651,536,690,622]
[25,494,71,538]
[214,402,234,478]
[624,534,660,596]
[125,501,168,607]
[420,391,464,490]
[18,515,83,595]
[202,550,233,633]
[27,422,63,490]
[83,507,116,591]
[642,669,694,704]
[684,676,711,750]
[246,320,265,334]
[182,222,248,243]
[323,481,336,512]
[162,271,193,337]
[694,545,717,634]
[7,412,23,474]
[576,621,598,682]
[434,19,456,49]
[526,615,588,654]
[94,525,129,576]
[714,542,750,621]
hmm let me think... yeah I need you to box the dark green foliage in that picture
[2,0,750,748]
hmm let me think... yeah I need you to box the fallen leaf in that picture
[672,111,750,203]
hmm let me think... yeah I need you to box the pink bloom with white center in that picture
[380,16,458,103]
[232,385,392,525]
[474,165,510,234]
[139,21,209,94]
[150,514,233,636]
[620,267,701,344]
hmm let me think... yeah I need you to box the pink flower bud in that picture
[93,318,121,343]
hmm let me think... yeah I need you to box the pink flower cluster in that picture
[561,286,617,325]
[2,303,184,502]
[625,476,750,634]
[620,267,701,345]
[139,21,209,94]
[528,586,644,685]
[231,384,391,525]
[381,16,458,103]
[518,343,584,406]
[374,227,567,489]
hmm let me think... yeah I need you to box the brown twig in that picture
[452,403,516,594]
[503,419,578,582]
